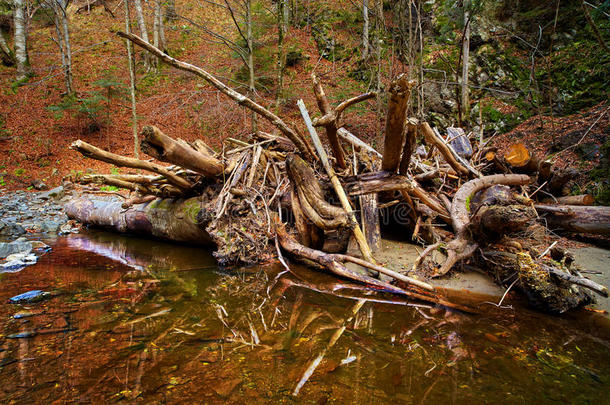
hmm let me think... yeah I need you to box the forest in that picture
[0,0,609,402]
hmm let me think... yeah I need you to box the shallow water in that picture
[0,230,608,404]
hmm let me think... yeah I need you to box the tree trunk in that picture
[0,30,15,66]
[362,0,369,60]
[65,196,213,245]
[124,0,140,158]
[60,5,73,93]
[133,0,154,69]
[246,0,257,130]
[461,0,470,119]
[381,75,415,172]
[276,0,286,108]
[535,204,610,236]
[360,193,380,252]
[13,0,30,81]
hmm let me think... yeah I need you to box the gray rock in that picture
[2,259,26,271]
[38,186,64,201]
[0,221,26,237]
[0,240,33,258]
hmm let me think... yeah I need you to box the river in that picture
[0,230,608,403]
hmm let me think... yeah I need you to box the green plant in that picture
[100,185,120,192]
[13,168,25,177]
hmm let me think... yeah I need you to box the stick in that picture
[297,99,375,263]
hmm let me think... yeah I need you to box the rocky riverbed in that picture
[0,186,78,272]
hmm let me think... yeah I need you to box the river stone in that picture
[0,221,26,237]
[2,260,26,271]
[38,186,64,201]
[9,290,51,304]
[0,239,32,258]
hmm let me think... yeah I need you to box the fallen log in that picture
[480,250,595,313]
[431,174,531,277]
[541,194,595,206]
[71,140,192,190]
[140,126,225,177]
[64,196,213,245]
[535,204,610,236]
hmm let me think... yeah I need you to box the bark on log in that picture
[541,194,595,206]
[312,74,345,169]
[65,196,213,245]
[535,204,610,236]
[360,193,380,252]
[71,140,192,190]
[382,75,416,172]
[141,126,225,177]
[398,120,417,175]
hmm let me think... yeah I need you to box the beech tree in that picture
[13,0,30,80]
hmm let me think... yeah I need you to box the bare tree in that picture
[153,0,166,53]
[13,0,30,80]
[276,0,287,108]
[362,0,369,60]
[461,0,470,119]
[47,0,73,93]
[124,0,139,157]
[133,0,155,70]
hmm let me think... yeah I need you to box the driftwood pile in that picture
[64,32,609,314]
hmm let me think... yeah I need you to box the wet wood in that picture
[360,193,380,252]
[65,195,213,244]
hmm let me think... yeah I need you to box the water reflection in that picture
[0,230,608,403]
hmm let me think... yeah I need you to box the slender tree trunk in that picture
[153,0,166,60]
[124,0,139,158]
[362,0,369,60]
[246,0,257,129]
[0,31,15,66]
[13,0,30,81]
[461,0,470,120]
[276,0,287,109]
[133,0,153,70]
[53,1,73,94]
